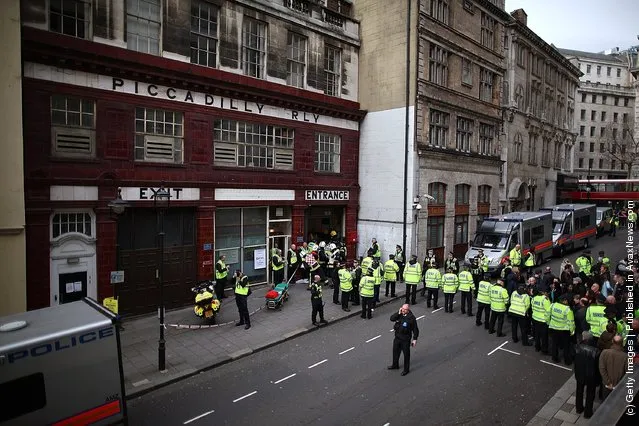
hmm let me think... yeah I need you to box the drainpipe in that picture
[402,0,412,256]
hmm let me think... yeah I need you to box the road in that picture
[127,230,630,426]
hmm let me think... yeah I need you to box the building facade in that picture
[501,10,580,213]
[0,0,27,316]
[21,0,364,315]
[559,47,635,180]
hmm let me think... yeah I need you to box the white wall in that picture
[357,106,416,259]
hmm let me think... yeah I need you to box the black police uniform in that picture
[388,310,420,375]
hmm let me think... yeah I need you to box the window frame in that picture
[428,43,448,86]
[478,123,494,156]
[286,32,307,88]
[241,17,267,79]
[50,210,96,241]
[190,0,219,68]
[480,11,495,50]
[479,67,493,102]
[513,133,523,163]
[461,57,473,86]
[314,132,341,173]
[454,215,469,245]
[49,0,91,39]
[455,117,473,153]
[134,107,184,164]
[324,44,342,97]
[455,184,470,205]
[50,94,96,158]
[429,0,449,25]
[428,182,447,205]
[126,0,162,55]
[428,109,449,148]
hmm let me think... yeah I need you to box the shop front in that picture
[302,189,355,252]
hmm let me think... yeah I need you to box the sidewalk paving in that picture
[121,280,405,398]
[526,375,600,426]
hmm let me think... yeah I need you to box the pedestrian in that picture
[599,335,627,399]
[350,260,361,306]
[458,266,475,316]
[531,289,551,353]
[395,245,405,282]
[388,304,419,376]
[548,295,575,365]
[424,263,442,310]
[338,263,353,312]
[360,267,375,319]
[574,331,601,419]
[271,249,285,285]
[287,243,300,282]
[234,270,251,330]
[384,254,400,297]
[403,255,421,305]
[442,267,459,313]
[597,321,616,351]
[488,279,508,337]
[214,254,230,299]
[309,274,328,326]
[573,297,589,344]
[475,275,492,329]
[509,284,531,346]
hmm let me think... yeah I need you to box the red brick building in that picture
[21,0,363,315]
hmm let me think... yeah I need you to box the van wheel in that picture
[583,239,589,249]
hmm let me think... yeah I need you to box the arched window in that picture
[478,185,491,204]
[515,85,525,109]
[455,184,470,205]
[428,182,446,205]
[513,133,523,162]
[51,212,93,239]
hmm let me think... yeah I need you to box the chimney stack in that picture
[511,9,528,26]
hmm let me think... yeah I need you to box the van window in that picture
[523,229,531,245]
[576,215,591,229]
[0,372,46,422]
[531,225,545,243]
[597,212,602,221]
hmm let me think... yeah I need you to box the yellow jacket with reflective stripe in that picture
[548,303,575,335]
[339,269,353,292]
[509,248,521,266]
[531,295,551,323]
[477,281,492,304]
[359,276,375,297]
[458,271,475,292]
[403,263,422,284]
[490,286,509,312]
[585,304,607,337]
[215,260,228,280]
[383,260,399,281]
[425,268,442,289]
[509,292,530,316]
[373,266,383,285]
[442,273,459,293]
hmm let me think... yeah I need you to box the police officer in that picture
[310,274,328,326]
[370,238,381,262]
[403,255,422,305]
[509,284,531,345]
[215,254,230,299]
[351,260,362,306]
[523,247,536,279]
[287,244,300,282]
[609,212,619,236]
[338,263,353,312]
[371,259,383,308]
[395,245,405,282]
[422,249,437,279]
[444,252,459,274]
[234,270,251,330]
[458,266,475,316]
[442,267,459,313]
[360,267,376,319]
[548,295,575,365]
[388,304,420,376]
[470,257,483,298]
[509,244,522,268]
[489,279,508,336]
[272,249,285,285]
[531,289,551,353]
[575,250,594,283]
[424,263,442,310]
[585,295,607,345]
[476,275,492,328]
[384,254,400,297]
[361,250,374,271]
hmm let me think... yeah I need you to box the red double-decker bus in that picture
[560,179,639,205]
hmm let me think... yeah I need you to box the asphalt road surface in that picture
[127,230,631,426]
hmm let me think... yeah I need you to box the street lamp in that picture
[154,183,170,371]
[108,188,130,326]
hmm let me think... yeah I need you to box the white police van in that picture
[0,298,127,425]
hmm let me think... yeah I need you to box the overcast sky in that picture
[505,0,638,52]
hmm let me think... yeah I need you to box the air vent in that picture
[52,127,94,157]
[214,143,238,165]
[274,149,294,170]
[145,136,175,160]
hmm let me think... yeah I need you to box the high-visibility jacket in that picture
[359,276,375,297]
[288,249,298,265]
[373,266,383,286]
[215,259,228,280]
[272,254,284,271]
[509,292,531,316]
[628,211,637,223]
[442,273,459,294]
[403,263,422,284]
[531,295,551,324]
[509,248,522,266]
[424,268,442,289]
[524,252,535,267]
[548,303,575,335]
[383,260,400,281]
[480,256,489,272]
[371,245,381,259]
[490,286,509,312]
[395,250,405,263]
[235,278,249,296]
[585,304,607,337]
[610,216,619,226]
[575,255,593,276]
[477,281,492,304]
[338,269,353,292]
[458,270,475,292]
[600,256,610,269]
[361,257,373,271]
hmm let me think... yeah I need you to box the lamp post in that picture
[108,188,130,323]
[154,183,170,371]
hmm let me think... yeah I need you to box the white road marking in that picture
[540,359,573,371]
[233,391,257,403]
[383,423,390,426]
[487,341,509,356]
[498,347,521,356]
[389,329,394,332]
[416,315,425,320]
[339,347,355,355]
[432,307,443,313]
[183,410,215,424]
[366,335,382,343]
[273,373,296,384]
[308,359,328,369]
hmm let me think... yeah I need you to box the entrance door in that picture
[269,236,288,284]
[305,206,344,242]
[58,271,88,304]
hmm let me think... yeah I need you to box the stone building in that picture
[20,0,364,314]
[501,10,581,212]
[355,0,509,262]
[559,47,635,180]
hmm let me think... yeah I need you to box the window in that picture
[478,123,494,156]
[554,142,562,168]
[578,158,584,168]
[190,1,218,68]
[429,0,449,24]
[599,143,605,153]
[428,182,446,204]
[455,117,473,152]
[623,113,629,123]
[455,184,470,205]
[287,33,307,88]
[50,95,95,158]
[513,133,523,162]
[427,216,445,248]
[479,68,493,102]
[461,58,473,86]
[607,67,611,77]
[579,126,585,136]
[586,64,591,74]
[127,0,161,55]
[579,141,584,152]
[515,85,525,109]
[615,96,619,106]
[617,68,621,78]
[591,110,596,121]
[611,160,616,170]
[541,138,551,166]
[596,65,601,76]
[590,127,595,137]
[613,112,618,122]
[478,185,491,203]
[563,144,570,170]
[50,0,90,38]
[624,98,629,107]
[429,110,449,148]
[0,373,47,423]
[528,132,538,165]
[598,158,604,169]
[480,12,495,50]
[454,215,469,245]
[428,44,448,86]
[242,17,267,78]
[315,133,341,173]
[589,158,593,169]
[601,111,606,121]
[52,212,92,239]
[213,119,294,170]
[135,108,183,163]
[580,109,586,120]
[613,128,618,139]
[589,142,594,152]
[324,45,341,97]
[581,93,586,102]
[516,44,526,67]
[602,95,607,105]
[592,94,597,103]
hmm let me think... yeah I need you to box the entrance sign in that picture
[305,190,350,201]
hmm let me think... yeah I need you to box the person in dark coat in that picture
[574,331,601,419]
[573,297,589,344]
[506,267,523,296]
[540,266,556,293]
[388,304,419,376]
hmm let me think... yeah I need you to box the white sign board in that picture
[120,187,200,201]
[110,270,125,284]
[254,248,267,270]
[218,248,239,265]
[305,190,350,201]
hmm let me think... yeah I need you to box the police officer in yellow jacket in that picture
[575,250,594,282]
[338,263,353,312]
[476,277,492,328]
[489,279,508,336]
[548,295,575,365]
[442,268,459,313]
[531,290,551,354]
[215,254,230,299]
[384,254,400,297]
[424,263,442,310]
[234,270,251,330]
[509,244,522,268]
[403,255,422,305]
[585,295,607,344]
[360,267,376,319]
[509,285,531,345]
[458,267,475,316]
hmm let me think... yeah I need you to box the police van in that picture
[465,211,553,272]
[540,204,597,256]
[0,298,127,425]
[596,206,613,237]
